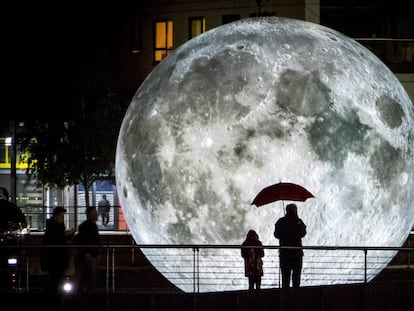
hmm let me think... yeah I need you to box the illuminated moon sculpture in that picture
[116,17,414,292]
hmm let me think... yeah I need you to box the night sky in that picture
[4,3,133,120]
[4,1,412,120]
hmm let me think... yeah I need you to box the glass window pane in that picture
[156,22,167,48]
[190,18,206,39]
[154,20,173,62]
[167,21,173,48]
[155,50,166,62]
[202,18,206,33]
[192,20,202,37]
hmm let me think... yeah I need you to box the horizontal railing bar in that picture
[3,244,413,252]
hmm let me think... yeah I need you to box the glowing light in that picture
[7,257,18,266]
[5,137,12,146]
[116,17,414,292]
[62,280,73,293]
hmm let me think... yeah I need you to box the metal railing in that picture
[1,243,413,294]
[21,205,127,232]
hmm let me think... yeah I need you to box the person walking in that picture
[74,206,101,294]
[41,206,75,293]
[97,194,110,226]
[241,229,264,290]
[274,203,306,288]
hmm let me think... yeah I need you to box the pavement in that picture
[1,280,413,311]
[1,231,413,310]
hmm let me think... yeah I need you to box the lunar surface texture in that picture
[116,17,414,292]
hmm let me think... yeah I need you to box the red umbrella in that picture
[251,182,314,207]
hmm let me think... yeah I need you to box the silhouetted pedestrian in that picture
[274,203,306,288]
[74,206,101,294]
[97,194,110,226]
[241,229,264,290]
[41,206,75,293]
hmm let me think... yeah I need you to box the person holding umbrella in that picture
[273,203,307,288]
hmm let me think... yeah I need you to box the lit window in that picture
[154,20,173,62]
[189,17,206,39]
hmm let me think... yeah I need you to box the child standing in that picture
[241,229,264,290]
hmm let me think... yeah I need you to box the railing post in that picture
[192,247,200,293]
[131,238,135,265]
[364,248,367,283]
[193,247,196,293]
[112,247,115,293]
[196,247,199,293]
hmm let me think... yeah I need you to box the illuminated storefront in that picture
[0,131,123,231]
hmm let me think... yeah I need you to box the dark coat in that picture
[75,219,100,258]
[41,217,69,272]
[241,231,264,277]
[274,213,306,257]
[98,199,110,214]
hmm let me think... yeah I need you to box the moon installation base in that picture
[116,17,414,292]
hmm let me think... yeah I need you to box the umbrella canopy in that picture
[251,182,314,207]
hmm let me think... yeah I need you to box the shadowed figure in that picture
[274,203,306,288]
[74,206,101,294]
[41,206,75,293]
[241,229,264,290]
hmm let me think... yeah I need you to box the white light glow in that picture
[62,280,73,293]
[116,17,414,292]
[7,257,18,266]
[5,137,12,146]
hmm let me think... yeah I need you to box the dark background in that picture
[4,1,413,120]
[4,3,135,120]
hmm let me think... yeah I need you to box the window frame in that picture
[189,16,206,39]
[153,19,174,63]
